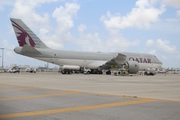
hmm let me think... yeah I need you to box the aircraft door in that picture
[83,56,87,67]
[50,53,58,64]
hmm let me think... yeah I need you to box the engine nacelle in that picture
[125,61,139,74]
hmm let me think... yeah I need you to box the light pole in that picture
[0,48,4,69]
[0,56,1,68]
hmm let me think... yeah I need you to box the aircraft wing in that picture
[114,53,127,64]
[101,53,127,69]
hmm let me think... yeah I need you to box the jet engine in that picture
[125,61,139,74]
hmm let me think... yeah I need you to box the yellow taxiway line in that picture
[0,86,34,92]
[0,84,10,86]
[0,91,79,101]
[0,98,156,119]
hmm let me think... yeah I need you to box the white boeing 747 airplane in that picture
[10,18,162,74]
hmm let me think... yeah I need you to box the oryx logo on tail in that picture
[11,20,36,47]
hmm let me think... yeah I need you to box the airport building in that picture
[0,64,58,73]
[167,68,180,74]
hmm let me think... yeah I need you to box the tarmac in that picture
[0,72,180,120]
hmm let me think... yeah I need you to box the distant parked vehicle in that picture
[29,68,36,73]
[8,68,20,73]
[84,68,91,75]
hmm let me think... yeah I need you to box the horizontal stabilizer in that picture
[21,45,42,54]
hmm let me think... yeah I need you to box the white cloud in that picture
[177,10,180,17]
[100,0,165,30]
[149,49,156,54]
[9,1,140,52]
[162,55,168,60]
[162,0,180,8]
[0,0,15,11]
[37,2,80,49]
[78,24,87,32]
[76,32,103,51]
[10,0,56,30]
[132,40,140,46]
[2,39,15,51]
[10,0,57,48]
[9,1,139,52]
[10,1,80,49]
[39,28,49,35]
[150,19,180,34]
[45,40,63,49]
[49,2,80,46]
[52,2,80,32]
[1,39,18,67]
[105,34,140,51]
[146,39,155,46]
[76,31,140,52]
[38,28,64,49]
[105,36,130,50]
[165,18,179,22]
[156,39,176,53]
[146,39,177,54]
[177,55,180,60]
[0,6,4,11]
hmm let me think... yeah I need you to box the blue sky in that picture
[0,0,180,68]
